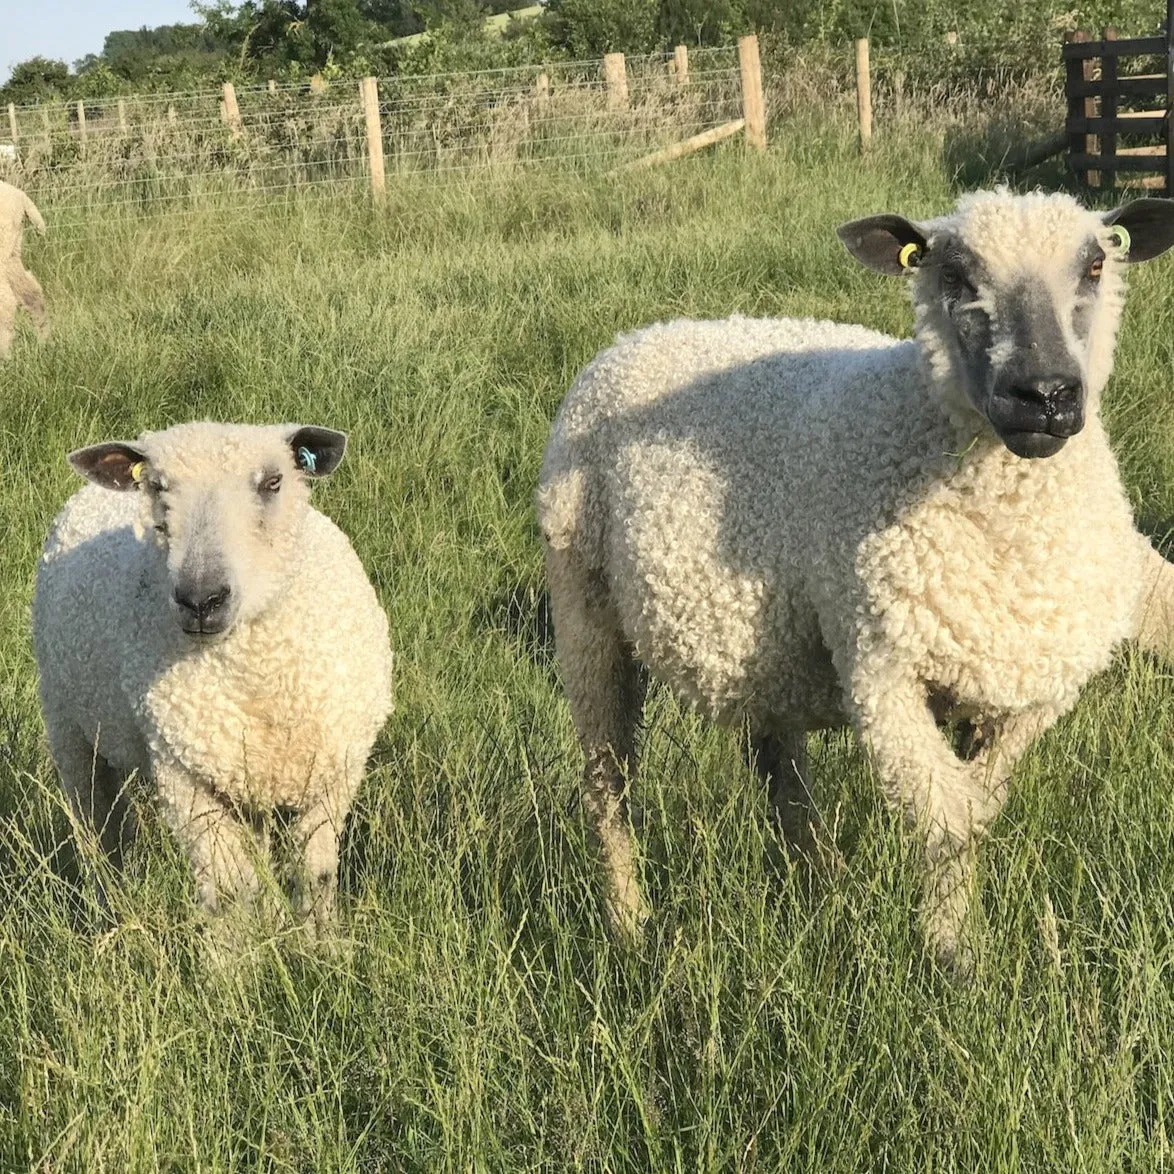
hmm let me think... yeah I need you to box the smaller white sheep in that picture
[0,179,48,358]
[33,421,393,930]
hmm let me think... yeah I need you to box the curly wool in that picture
[537,197,1144,754]
[34,436,392,816]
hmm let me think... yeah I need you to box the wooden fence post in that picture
[117,99,127,132]
[855,37,872,151]
[310,73,325,94]
[41,105,50,149]
[674,44,689,84]
[168,104,177,124]
[76,100,86,154]
[222,82,243,138]
[268,79,277,94]
[360,76,386,200]
[1065,30,1094,186]
[6,103,16,144]
[1101,27,1117,192]
[535,71,551,113]
[1082,31,1099,186]
[738,34,766,149]
[604,53,628,111]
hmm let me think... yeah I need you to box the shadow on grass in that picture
[941,123,1075,196]
[473,579,555,667]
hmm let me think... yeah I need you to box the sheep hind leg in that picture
[749,730,817,858]
[547,543,648,939]
[48,723,138,905]
[11,268,49,339]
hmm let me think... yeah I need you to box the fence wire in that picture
[1,48,747,237]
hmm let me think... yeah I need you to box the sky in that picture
[3,0,199,83]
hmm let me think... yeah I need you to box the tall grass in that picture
[2,111,1174,1171]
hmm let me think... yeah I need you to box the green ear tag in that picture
[1110,225,1131,256]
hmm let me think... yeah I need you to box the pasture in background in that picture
[1,41,1174,1172]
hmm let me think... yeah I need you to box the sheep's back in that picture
[538,315,921,726]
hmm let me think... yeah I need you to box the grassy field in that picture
[3,115,1174,1171]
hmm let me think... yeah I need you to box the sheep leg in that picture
[547,543,648,938]
[10,267,49,338]
[1133,541,1174,660]
[853,675,1040,971]
[0,300,13,359]
[154,759,261,913]
[290,787,353,935]
[48,724,138,902]
[748,730,817,855]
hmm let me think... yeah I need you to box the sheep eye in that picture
[260,474,282,495]
[1087,257,1104,281]
[942,266,976,300]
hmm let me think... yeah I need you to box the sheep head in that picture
[837,190,1174,459]
[67,421,347,639]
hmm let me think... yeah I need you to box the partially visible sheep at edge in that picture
[537,189,1174,973]
[32,421,394,933]
[0,178,48,358]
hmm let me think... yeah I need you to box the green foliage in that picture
[545,0,660,57]
[0,57,71,106]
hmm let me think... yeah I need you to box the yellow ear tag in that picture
[898,242,922,271]
[129,461,146,485]
[1109,225,1131,256]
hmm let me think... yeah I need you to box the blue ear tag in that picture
[297,446,318,473]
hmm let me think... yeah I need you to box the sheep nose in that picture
[1010,377,1081,405]
[173,584,232,622]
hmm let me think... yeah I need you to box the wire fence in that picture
[1,47,752,237]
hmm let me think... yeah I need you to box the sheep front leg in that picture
[290,781,356,936]
[153,758,261,913]
[853,675,1043,971]
[1133,540,1174,662]
[749,730,817,857]
[547,543,648,939]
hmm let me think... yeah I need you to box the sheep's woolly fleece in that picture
[34,423,393,813]
[0,179,44,259]
[537,190,1147,745]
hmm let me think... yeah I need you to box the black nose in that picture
[1008,377,1085,437]
[1010,377,1081,405]
[173,584,232,622]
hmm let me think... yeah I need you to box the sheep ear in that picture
[836,214,928,276]
[1104,199,1174,263]
[67,442,149,491]
[289,426,346,478]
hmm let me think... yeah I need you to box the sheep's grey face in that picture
[838,195,1174,461]
[67,424,347,641]
[922,232,1103,459]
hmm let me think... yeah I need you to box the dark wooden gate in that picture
[1064,0,1174,194]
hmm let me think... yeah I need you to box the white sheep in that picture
[33,421,393,931]
[537,189,1174,969]
[0,179,48,358]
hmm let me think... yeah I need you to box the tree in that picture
[545,0,659,57]
[0,57,71,105]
